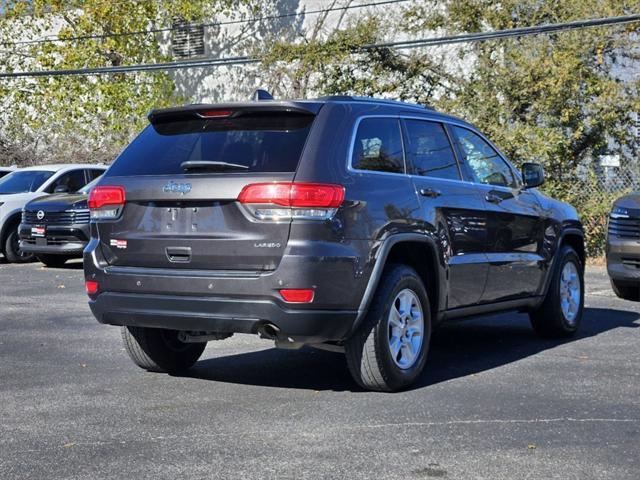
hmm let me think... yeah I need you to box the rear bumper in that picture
[89,292,356,343]
[607,236,640,283]
[83,236,371,343]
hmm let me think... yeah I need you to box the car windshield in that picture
[0,170,55,194]
[78,176,103,194]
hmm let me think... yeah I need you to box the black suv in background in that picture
[85,95,585,392]
[20,176,102,267]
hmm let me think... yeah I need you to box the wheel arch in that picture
[560,229,586,269]
[351,233,445,335]
[537,227,585,302]
[0,210,23,254]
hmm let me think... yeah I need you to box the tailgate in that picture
[96,174,293,270]
[94,106,317,271]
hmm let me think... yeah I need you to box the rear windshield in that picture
[0,170,54,194]
[106,112,315,177]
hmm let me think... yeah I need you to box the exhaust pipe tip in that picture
[258,323,280,340]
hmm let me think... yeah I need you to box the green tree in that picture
[260,13,450,102]
[0,0,245,164]
[405,0,640,184]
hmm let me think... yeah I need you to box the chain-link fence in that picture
[565,160,639,258]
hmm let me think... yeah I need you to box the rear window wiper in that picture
[180,160,249,171]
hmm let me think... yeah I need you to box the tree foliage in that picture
[405,0,640,186]
[0,0,241,164]
[260,13,451,103]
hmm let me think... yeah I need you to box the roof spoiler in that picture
[148,101,319,124]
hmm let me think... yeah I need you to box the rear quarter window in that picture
[351,118,405,174]
[106,112,315,177]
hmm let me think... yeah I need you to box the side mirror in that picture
[522,163,544,189]
[53,185,70,194]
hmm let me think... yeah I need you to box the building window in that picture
[171,18,205,59]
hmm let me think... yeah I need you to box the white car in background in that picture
[0,164,106,263]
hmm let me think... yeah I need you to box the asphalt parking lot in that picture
[0,261,638,480]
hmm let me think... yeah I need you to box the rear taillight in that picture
[88,186,125,220]
[238,182,344,220]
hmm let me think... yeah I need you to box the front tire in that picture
[611,279,640,302]
[4,227,35,263]
[121,326,206,373]
[37,254,72,268]
[345,264,431,392]
[529,245,584,338]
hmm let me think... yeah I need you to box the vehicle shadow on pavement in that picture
[0,257,83,268]
[415,307,639,389]
[44,260,84,270]
[181,307,640,392]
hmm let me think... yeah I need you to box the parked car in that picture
[19,177,102,267]
[84,95,585,392]
[0,166,17,179]
[0,164,106,263]
[606,193,640,301]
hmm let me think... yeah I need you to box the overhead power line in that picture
[1,0,410,47]
[0,13,638,79]
[373,13,640,49]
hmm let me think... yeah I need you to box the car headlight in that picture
[610,206,629,219]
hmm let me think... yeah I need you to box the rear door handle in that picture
[420,188,442,198]
[485,192,502,204]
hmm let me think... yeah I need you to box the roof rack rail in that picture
[317,95,435,110]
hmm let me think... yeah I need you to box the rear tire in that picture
[345,264,431,392]
[529,245,584,338]
[611,280,640,302]
[121,326,206,373]
[37,254,71,268]
[4,227,35,263]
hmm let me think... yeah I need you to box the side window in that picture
[47,169,87,193]
[86,169,104,182]
[351,118,405,174]
[403,120,460,180]
[452,126,517,188]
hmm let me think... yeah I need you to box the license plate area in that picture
[32,226,46,237]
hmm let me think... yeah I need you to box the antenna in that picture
[251,89,274,101]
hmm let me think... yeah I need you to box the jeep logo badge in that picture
[36,210,45,220]
[163,181,192,195]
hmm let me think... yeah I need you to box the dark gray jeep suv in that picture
[84,96,585,391]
